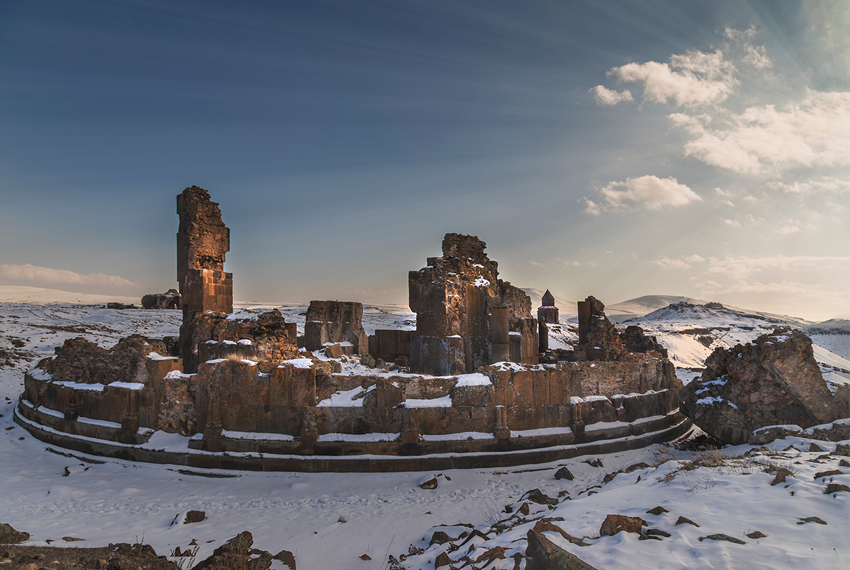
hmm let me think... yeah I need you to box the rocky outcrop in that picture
[0,523,29,544]
[682,328,850,445]
[141,289,181,309]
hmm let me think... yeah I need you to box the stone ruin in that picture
[408,233,537,375]
[141,289,181,310]
[14,186,691,471]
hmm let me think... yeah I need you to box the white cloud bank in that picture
[0,264,139,288]
[670,90,850,175]
[586,175,702,214]
[607,49,738,107]
[590,85,633,106]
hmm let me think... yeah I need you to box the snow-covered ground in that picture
[0,290,848,569]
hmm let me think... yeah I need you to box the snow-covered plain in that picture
[0,289,848,569]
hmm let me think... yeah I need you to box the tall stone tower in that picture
[177,186,232,372]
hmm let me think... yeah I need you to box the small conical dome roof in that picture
[542,289,555,307]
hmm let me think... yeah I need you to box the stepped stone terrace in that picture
[15,187,690,472]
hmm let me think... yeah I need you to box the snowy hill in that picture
[605,295,707,322]
[628,301,850,371]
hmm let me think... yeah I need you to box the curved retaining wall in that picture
[15,401,691,472]
[17,356,690,471]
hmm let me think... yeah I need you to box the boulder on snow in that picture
[681,328,849,445]
[599,514,646,536]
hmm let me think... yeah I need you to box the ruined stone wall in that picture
[189,309,298,365]
[568,358,680,398]
[304,301,368,354]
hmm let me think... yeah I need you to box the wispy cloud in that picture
[586,175,702,214]
[778,219,802,234]
[0,264,139,288]
[770,176,850,194]
[670,90,850,175]
[590,85,633,106]
[607,49,737,107]
[651,255,703,270]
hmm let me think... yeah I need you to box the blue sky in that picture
[1,0,847,320]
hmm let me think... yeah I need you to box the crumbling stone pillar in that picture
[539,321,549,353]
[176,186,233,372]
[577,300,591,345]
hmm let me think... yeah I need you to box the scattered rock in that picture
[808,443,825,453]
[475,546,507,564]
[834,444,850,457]
[526,529,599,570]
[183,510,206,524]
[62,537,84,542]
[429,531,451,547]
[554,467,574,481]
[583,458,603,468]
[602,471,622,484]
[645,528,670,538]
[533,520,587,546]
[273,550,296,570]
[193,531,272,570]
[418,475,438,490]
[324,343,343,359]
[699,534,746,545]
[523,489,558,506]
[359,554,371,561]
[783,445,800,452]
[599,514,645,536]
[770,467,795,486]
[434,551,454,568]
[746,531,767,539]
[840,459,850,467]
[518,502,531,516]
[814,469,843,479]
[638,534,661,541]
[0,523,30,544]
[824,483,850,494]
[797,516,827,525]
[646,506,668,515]
[625,462,650,473]
[675,516,699,527]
